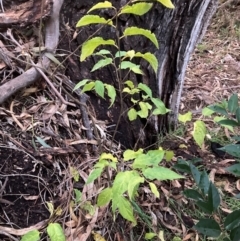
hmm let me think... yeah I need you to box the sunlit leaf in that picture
[137,101,149,118]
[76,15,113,27]
[178,112,192,124]
[143,167,184,180]
[135,52,158,73]
[87,1,114,13]
[91,58,113,72]
[104,84,116,107]
[123,149,144,161]
[120,3,153,16]
[149,182,160,198]
[128,175,144,200]
[47,223,66,241]
[157,0,175,8]
[73,79,91,91]
[193,120,207,148]
[145,233,157,239]
[118,196,136,225]
[86,168,104,184]
[128,108,138,121]
[81,37,116,61]
[94,80,105,98]
[97,187,112,206]
[138,83,152,98]
[82,81,95,93]
[21,230,40,241]
[123,27,159,48]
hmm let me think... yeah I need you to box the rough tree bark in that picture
[60,0,218,148]
[0,0,218,149]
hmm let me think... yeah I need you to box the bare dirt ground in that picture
[0,2,240,241]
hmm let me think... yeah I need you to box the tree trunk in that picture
[60,0,217,148]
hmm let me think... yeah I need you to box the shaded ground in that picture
[0,1,240,241]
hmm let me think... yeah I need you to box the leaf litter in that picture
[0,2,240,241]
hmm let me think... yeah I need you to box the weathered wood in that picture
[0,0,52,27]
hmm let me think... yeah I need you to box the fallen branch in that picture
[0,0,63,104]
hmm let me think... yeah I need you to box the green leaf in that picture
[208,105,229,117]
[120,3,153,16]
[164,150,174,162]
[225,164,240,176]
[128,108,138,121]
[193,120,207,148]
[143,167,184,181]
[91,58,112,72]
[123,27,159,48]
[95,49,111,55]
[123,149,144,161]
[97,187,112,206]
[217,119,239,127]
[199,170,210,195]
[76,15,113,27]
[157,0,175,8]
[228,94,238,114]
[124,80,135,89]
[86,168,104,184]
[173,159,191,173]
[118,196,136,225]
[21,230,40,241]
[196,200,213,214]
[236,107,240,123]
[149,182,160,198]
[73,79,90,91]
[81,81,95,93]
[47,223,66,241]
[100,153,117,162]
[135,52,158,73]
[128,175,144,200]
[183,189,203,201]
[104,84,116,107]
[74,189,82,204]
[87,1,113,13]
[35,136,51,148]
[189,163,201,185]
[202,107,215,116]
[115,51,127,58]
[230,226,240,241]
[220,145,240,158]
[81,37,116,61]
[112,171,132,196]
[214,116,234,132]
[224,210,240,230]
[94,80,105,98]
[178,112,192,124]
[151,98,169,115]
[120,61,144,74]
[194,219,221,237]
[132,150,165,169]
[70,166,80,182]
[208,182,220,211]
[138,83,152,98]
[145,232,157,239]
[137,101,149,118]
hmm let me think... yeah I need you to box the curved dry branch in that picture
[0,0,64,104]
